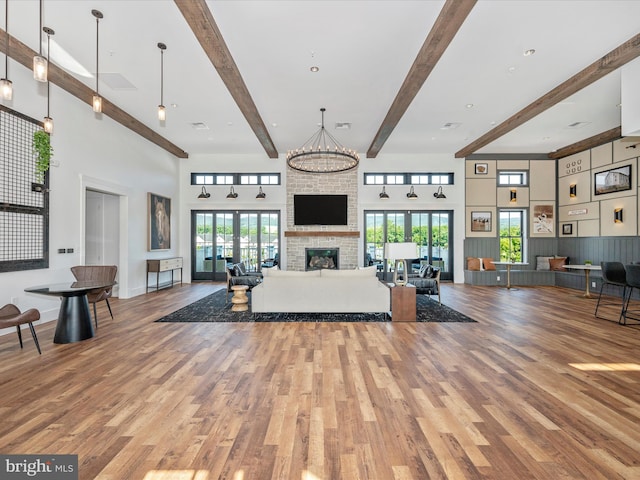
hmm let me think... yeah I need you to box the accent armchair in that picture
[407,264,441,304]
[71,265,118,328]
[0,304,42,354]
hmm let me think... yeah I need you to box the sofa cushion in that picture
[320,268,376,277]
[237,262,247,275]
[418,264,429,278]
[549,257,567,271]
[266,269,321,278]
[481,258,495,271]
[536,256,555,271]
[467,257,481,271]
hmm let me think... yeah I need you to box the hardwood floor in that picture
[1,283,639,479]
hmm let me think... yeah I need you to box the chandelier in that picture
[286,108,359,173]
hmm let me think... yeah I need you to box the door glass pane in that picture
[217,213,234,270]
[195,213,214,274]
[239,213,259,271]
[365,213,384,271]
[431,213,449,272]
[260,213,279,268]
[411,213,429,274]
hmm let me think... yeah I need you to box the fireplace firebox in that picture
[305,248,339,270]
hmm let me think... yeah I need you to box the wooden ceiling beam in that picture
[0,29,189,159]
[366,0,477,158]
[456,33,640,159]
[174,0,278,159]
[548,126,621,159]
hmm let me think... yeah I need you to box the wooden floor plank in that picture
[1,283,639,479]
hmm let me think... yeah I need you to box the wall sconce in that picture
[510,189,517,203]
[569,183,576,197]
[256,186,266,200]
[379,186,389,200]
[614,208,623,223]
[226,186,238,199]
[197,186,210,199]
[433,186,446,199]
[406,186,418,200]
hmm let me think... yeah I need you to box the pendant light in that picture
[157,42,166,121]
[42,26,54,133]
[91,9,103,113]
[1,0,13,100]
[33,0,47,82]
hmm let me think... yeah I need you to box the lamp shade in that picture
[383,242,417,260]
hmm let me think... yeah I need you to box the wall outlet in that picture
[67,248,74,253]
[58,248,66,254]
[592,281,596,288]
[496,275,500,281]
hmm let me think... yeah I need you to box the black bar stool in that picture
[621,264,640,325]
[595,262,628,323]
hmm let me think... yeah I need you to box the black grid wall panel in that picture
[0,105,49,271]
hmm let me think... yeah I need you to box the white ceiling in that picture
[3,0,640,160]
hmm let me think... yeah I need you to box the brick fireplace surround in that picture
[286,168,359,270]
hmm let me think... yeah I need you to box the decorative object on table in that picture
[155,289,477,323]
[470,211,491,232]
[474,163,488,175]
[286,107,359,173]
[584,260,592,265]
[148,192,171,251]
[532,204,554,234]
[594,164,631,196]
[32,130,53,184]
[384,242,417,286]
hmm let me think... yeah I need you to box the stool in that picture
[230,285,249,312]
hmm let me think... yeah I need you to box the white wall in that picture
[1,66,180,332]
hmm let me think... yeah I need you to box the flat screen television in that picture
[294,194,348,225]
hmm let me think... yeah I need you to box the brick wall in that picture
[286,169,359,270]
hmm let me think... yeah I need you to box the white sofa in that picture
[251,267,390,313]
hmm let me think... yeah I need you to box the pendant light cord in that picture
[4,0,8,76]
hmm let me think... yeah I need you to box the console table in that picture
[146,257,183,292]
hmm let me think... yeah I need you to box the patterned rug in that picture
[155,289,477,323]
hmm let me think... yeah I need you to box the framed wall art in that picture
[475,163,488,175]
[148,192,171,251]
[594,164,631,196]
[562,223,573,235]
[470,211,491,232]
[532,204,554,234]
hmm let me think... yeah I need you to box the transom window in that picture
[364,172,454,185]
[498,170,527,186]
[191,173,281,186]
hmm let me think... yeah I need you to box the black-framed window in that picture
[498,170,528,186]
[191,173,281,186]
[364,172,454,185]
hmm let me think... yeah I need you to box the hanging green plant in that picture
[32,130,53,184]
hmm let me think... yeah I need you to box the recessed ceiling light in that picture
[171,103,178,108]
[310,66,319,72]
[441,122,461,130]
[466,103,474,109]
[567,121,590,129]
[507,66,516,73]
[335,122,351,130]
[190,122,209,130]
[523,48,536,56]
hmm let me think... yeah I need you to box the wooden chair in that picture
[0,304,42,354]
[71,265,117,328]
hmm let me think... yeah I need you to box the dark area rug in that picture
[155,289,477,323]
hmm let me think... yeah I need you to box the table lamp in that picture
[383,242,417,286]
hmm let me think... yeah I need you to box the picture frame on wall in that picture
[471,211,491,232]
[562,223,572,235]
[532,204,554,234]
[148,192,171,251]
[474,163,488,175]
[594,164,632,196]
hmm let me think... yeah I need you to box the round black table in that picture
[25,281,116,344]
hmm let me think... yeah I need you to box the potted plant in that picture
[584,260,593,265]
[32,130,53,184]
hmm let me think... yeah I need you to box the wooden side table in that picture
[389,284,416,322]
[230,285,249,312]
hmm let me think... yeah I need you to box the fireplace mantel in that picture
[285,231,360,237]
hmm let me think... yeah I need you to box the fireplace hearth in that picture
[306,248,339,270]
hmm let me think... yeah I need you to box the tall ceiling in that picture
[2,0,640,161]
